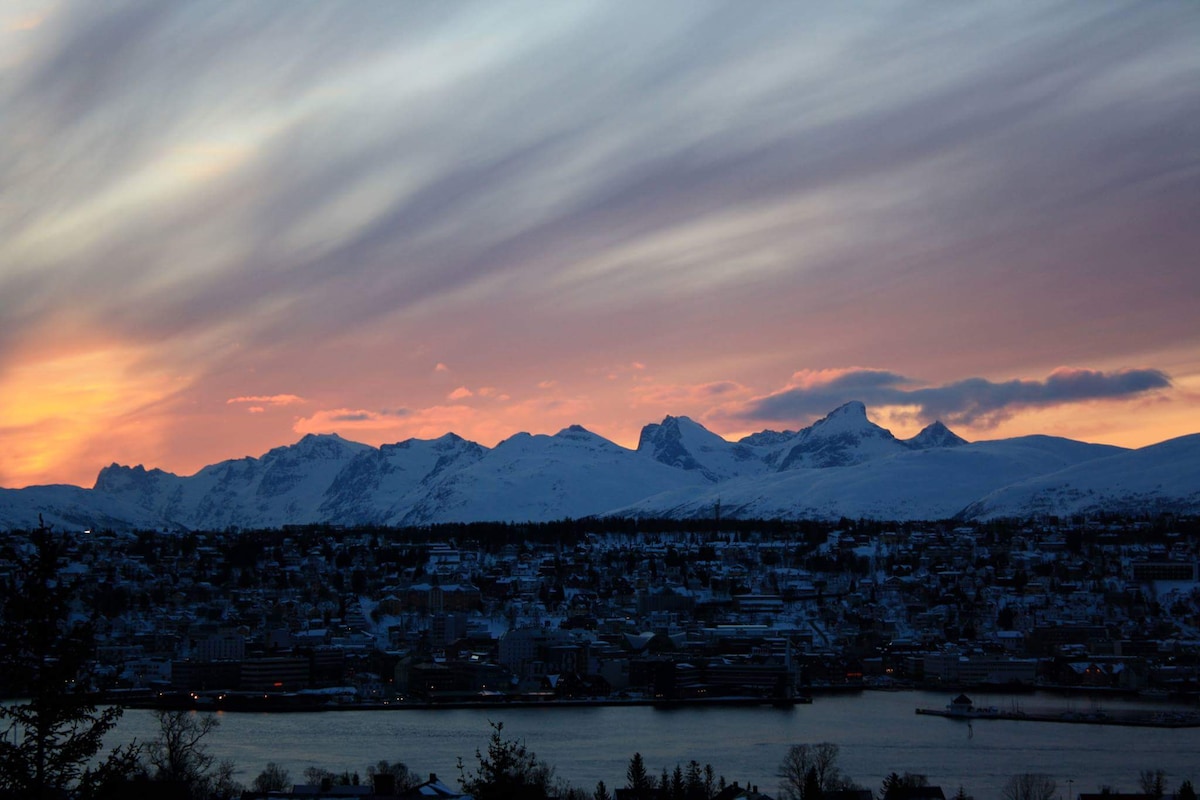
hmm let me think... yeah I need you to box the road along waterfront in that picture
[107,690,1200,798]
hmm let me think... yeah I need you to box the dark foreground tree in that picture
[252,762,290,793]
[803,767,824,800]
[146,710,239,799]
[684,760,706,800]
[0,526,135,799]
[626,752,653,799]
[779,743,853,800]
[76,742,146,800]
[304,766,336,788]
[1002,773,1056,800]
[367,760,416,793]
[881,772,930,799]
[1139,770,1168,800]
[458,721,554,800]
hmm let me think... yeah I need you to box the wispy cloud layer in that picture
[1,1,1198,485]
[226,394,305,407]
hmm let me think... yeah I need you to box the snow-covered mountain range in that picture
[3,402,1197,531]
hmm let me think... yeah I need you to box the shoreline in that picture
[90,683,1200,717]
[111,691,814,713]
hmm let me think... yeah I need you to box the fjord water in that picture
[111,691,1199,797]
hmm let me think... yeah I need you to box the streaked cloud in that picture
[226,394,305,407]
[1,1,1197,485]
[733,367,1173,428]
[294,407,415,432]
[4,11,45,33]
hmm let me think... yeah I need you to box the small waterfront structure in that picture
[945,694,1000,717]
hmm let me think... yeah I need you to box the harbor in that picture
[105,690,1200,798]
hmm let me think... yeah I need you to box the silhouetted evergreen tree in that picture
[458,722,552,800]
[0,524,132,799]
[626,753,653,799]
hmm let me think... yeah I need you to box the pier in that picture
[915,704,1200,728]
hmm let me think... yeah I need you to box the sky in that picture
[2,1,1199,489]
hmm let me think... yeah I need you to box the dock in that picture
[915,705,1200,728]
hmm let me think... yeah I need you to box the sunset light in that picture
[2,7,1199,798]
[1,2,1196,492]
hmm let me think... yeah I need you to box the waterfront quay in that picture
[915,701,1200,728]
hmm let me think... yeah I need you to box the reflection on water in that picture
[109,691,1200,798]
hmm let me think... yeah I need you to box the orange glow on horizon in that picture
[2,352,1197,489]
[0,346,189,489]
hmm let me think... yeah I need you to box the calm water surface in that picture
[109,692,1200,798]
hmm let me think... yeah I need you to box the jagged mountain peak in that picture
[638,415,718,451]
[300,431,343,441]
[776,400,901,470]
[496,431,534,447]
[263,431,369,462]
[300,431,366,449]
[831,400,867,417]
[552,425,626,451]
[429,431,478,454]
[93,462,175,492]
[492,426,616,452]
[808,400,878,433]
[798,400,897,444]
[385,432,473,452]
[637,415,712,450]
[907,420,968,450]
[557,424,592,436]
[738,428,798,447]
[660,414,702,427]
[637,415,764,482]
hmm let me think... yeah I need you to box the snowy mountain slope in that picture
[613,435,1128,521]
[744,414,966,460]
[637,415,767,482]
[0,484,161,532]
[905,421,968,450]
[3,402,1193,530]
[964,435,1125,471]
[392,425,707,525]
[318,433,487,524]
[963,433,1200,519]
[92,464,188,524]
[94,433,373,529]
[738,428,798,448]
[767,401,910,470]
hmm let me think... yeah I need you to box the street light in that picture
[1068,779,1074,800]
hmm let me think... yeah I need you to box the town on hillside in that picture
[2,515,1198,711]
